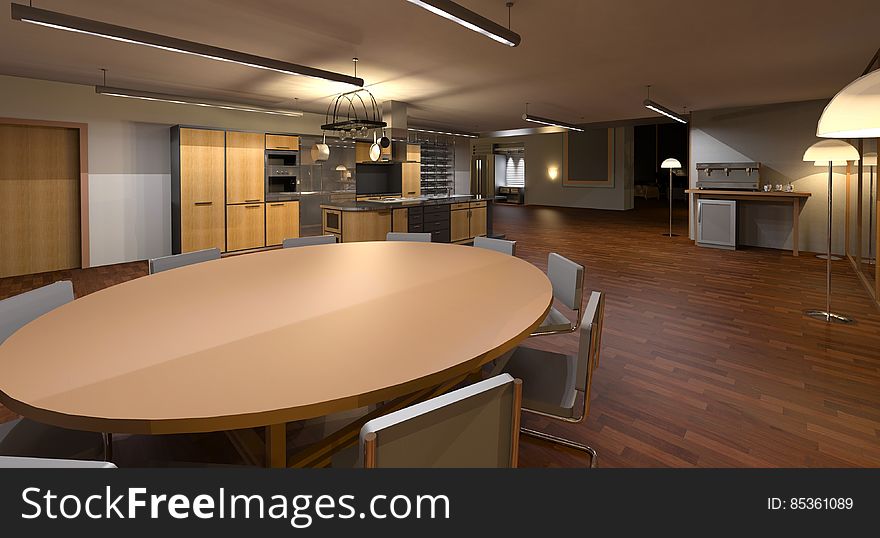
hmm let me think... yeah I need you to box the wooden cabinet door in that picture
[227,204,265,251]
[392,208,408,232]
[266,201,300,246]
[470,206,487,238]
[451,209,471,242]
[180,128,225,253]
[226,131,264,204]
[402,162,421,198]
[265,134,299,151]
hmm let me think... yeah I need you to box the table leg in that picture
[691,194,698,241]
[266,423,287,469]
[792,198,800,257]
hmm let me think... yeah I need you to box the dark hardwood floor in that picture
[2,200,879,467]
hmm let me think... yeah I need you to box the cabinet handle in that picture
[245,199,261,203]
[269,203,285,207]
[194,201,213,206]
[245,204,261,209]
[274,146,289,149]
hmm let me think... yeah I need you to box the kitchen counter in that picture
[321,195,495,212]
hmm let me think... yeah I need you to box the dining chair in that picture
[0,455,116,468]
[282,235,337,248]
[336,374,522,468]
[149,248,221,274]
[502,291,604,467]
[0,282,107,461]
[473,236,517,256]
[530,253,584,337]
[386,232,432,242]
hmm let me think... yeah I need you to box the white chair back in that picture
[283,235,337,248]
[149,248,220,274]
[0,281,74,344]
[386,232,432,242]
[360,374,522,468]
[474,236,516,255]
[0,456,116,468]
[575,291,605,398]
[547,253,584,311]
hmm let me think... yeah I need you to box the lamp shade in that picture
[335,165,347,171]
[814,161,849,167]
[803,140,859,164]
[661,158,682,169]
[817,69,880,138]
[864,152,877,167]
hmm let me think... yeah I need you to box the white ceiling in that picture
[1,0,877,132]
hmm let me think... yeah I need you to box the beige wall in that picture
[0,75,328,266]
[688,100,850,255]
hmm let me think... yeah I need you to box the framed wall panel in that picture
[563,128,615,187]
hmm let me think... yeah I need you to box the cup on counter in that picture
[763,184,772,192]
[774,184,783,191]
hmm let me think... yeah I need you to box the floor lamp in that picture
[865,152,877,265]
[802,140,860,324]
[661,158,682,237]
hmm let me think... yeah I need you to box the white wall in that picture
[0,75,328,267]
[475,129,634,210]
[689,100,846,255]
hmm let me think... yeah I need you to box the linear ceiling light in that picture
[408,127,479,138]
[643,99,688,124]
[96,86,304,117]
[521,114,584,132]
[11,3,363,87]
[405,0,521,47]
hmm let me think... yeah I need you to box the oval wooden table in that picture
[0,242,553,467]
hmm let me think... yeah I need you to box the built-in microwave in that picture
[324,209,342,234]
[266,150,299,199]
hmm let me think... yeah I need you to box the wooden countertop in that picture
[685,189,811,198]
[0,242,552,435]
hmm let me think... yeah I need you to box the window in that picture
[505,153,525,187]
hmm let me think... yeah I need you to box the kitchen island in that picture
[321,196,493,243]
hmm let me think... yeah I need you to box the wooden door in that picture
[180,128,226,253]
[451,208,470,242]
[266,201,300,246]
[392,208,408,232]
[470,206,487,238]
[226,131,264,204]
[227,204,265,251]
[0,124,81,278]
[402,162,421,198]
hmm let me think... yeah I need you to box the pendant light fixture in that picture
[408,127,478,138]
[96,86,304,117]
[643,86,688,124]
[405,0,521,47]
[521,103,584,132]
[11,3,363,87]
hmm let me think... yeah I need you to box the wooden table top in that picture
[0,243,552,434]
[684,189,812,198]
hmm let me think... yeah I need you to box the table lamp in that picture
[865,152,877,265]
[802,140,860,323]
[661,158,682,237]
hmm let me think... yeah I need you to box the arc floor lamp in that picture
[865,152,877,265]
[661,158,682,237]
[802,140,860,323]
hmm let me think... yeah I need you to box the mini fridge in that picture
[697,199,737,249]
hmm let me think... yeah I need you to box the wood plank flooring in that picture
[1,200,879,467]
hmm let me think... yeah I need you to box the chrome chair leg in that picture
[521,427,597,468]
[102,433,113,462]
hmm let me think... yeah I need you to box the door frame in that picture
[0,117,90,269]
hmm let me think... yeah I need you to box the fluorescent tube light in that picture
[11,3,363,87]
[408,127,479,138]
[643,99,688,124]
[96,86,304,117]
[406,0,521,47]
[521,114,584,132]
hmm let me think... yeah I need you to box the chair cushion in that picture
[537,307,574,333]
[502,347,578,419]
[0,418,104,460]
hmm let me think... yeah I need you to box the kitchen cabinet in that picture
[226,131,265,204]
[697,199,737,249]
[402,162,421,198]
[406,144,421,163]
[355,141,391,163]
[451,201,487,243]
[322,209,391,242]
[266,201,300,246]
[265,134,300,151]
[227,203,265,251]
[174,127,226,253]
[392,208,408,232]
